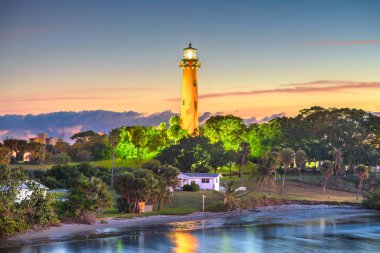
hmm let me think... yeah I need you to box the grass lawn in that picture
[99,178,360,219]
[8,158,142,171]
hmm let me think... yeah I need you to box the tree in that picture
[109,128,120,187]
[255,151,280,195]
[248,120,283,157]
[167,116,188,144]
[204,115,248,151]
[27,142,45,164]
[156,136,229,172]
[279,148,295,192]
[236,142,251,177]
[0,147,11,165]
[0,166,58,238]
[354,165,369,200]
[219,180,249,210]
[59,175,111,223]
[295,150,306,185]
[320,161,334,194]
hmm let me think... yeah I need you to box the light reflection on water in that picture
[1,207,380,253]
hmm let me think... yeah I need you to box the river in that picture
[1,206,379,253]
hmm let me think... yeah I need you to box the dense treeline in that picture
[1,106,379,172]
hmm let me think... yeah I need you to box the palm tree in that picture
[295,150,307,185]
[236,142,251,177]
[220,180,249,210]
[279,148,295,192]
[320,161,334,194]
[109,128,120,187]
[354,165,369,200]
[255,151,280,195]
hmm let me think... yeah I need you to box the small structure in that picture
[15,181,47,203]
[178,172,222,191]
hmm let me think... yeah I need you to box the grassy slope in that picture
[8,158,142,170]
[99,177,360,219]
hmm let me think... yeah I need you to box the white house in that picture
[178,172,222,191]
[1,180,48,203]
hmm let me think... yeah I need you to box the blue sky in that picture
[0,0,379,117]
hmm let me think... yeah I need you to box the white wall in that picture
[179,176,220,191]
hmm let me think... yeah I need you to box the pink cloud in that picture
[166,80,380,101]
[301,40,380,46]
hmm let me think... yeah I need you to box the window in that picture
[182,100,185,105]
[201,178,209,183]
[193,80,197,86]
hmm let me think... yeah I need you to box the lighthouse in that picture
[179,43,201,135]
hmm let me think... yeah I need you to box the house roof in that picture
[179,172,222,178]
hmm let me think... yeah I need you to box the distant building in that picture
[29,133,58,145]
[38,133,47,145]
[178,172,222,191]
[46,137,58,145]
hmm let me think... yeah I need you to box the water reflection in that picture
[169,232,198,253]
[1,208,380,253]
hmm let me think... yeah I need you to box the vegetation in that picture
[0,106,379,230]
[0,166,59,238]
[114,162,179,213]
[320,161,334,194]
[354,165,369,200]
[57,175,111,224]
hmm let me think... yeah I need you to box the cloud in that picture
[301,40,380,46]
[259,113,286,123]
[0,110,176,142]
[0,130,9,137]
[165,80,380,101]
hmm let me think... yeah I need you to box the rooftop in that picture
[179,172,222,178]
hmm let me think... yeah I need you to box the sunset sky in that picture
[1,0,379,120]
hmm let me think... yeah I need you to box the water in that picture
[1,207,380,253]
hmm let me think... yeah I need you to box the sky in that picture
[1,0,379,120]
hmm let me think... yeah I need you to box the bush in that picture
[182,183,199,192]
[116,197,130,213]
[42,176,60,189]
[362,188,380,210]
[205,202,224,212]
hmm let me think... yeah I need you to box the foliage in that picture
[0,166,59,238]
[182,182,200,192]
[167,116,188,144]
[115,197,131,213]
[248,120,283,157]
[280,148,295,190]
[362,188,380,210]
[204,115,248,151]
[57,175,111,223]
[0,146,11,165]
[236,142,251,177]
[219,180,249,210]
[113,164,179,213]
[295,150,307,185]
[31,163,111,188]
[320,161,334,194]
[354,165,369,200]
[156,136,229,172]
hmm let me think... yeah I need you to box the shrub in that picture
[182,183,199,192]
[362,188,380,210]
[42,176,60,189]
[116,197,130,213]
[205,202,224,212]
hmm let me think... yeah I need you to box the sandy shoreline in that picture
[0,204,359,248]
